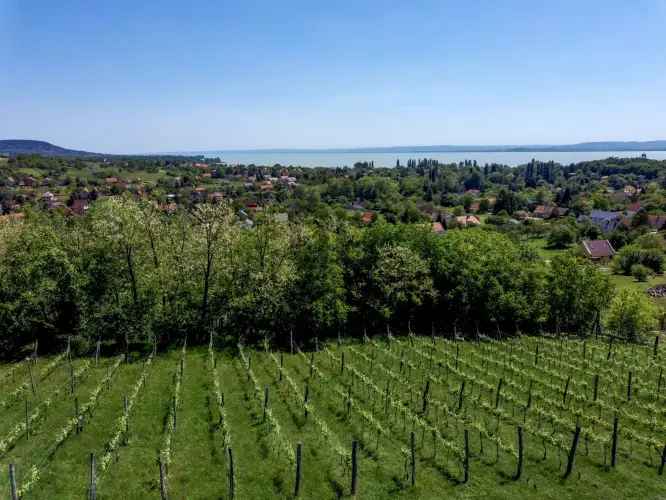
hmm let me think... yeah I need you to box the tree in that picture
[546,225,577,249]
[547,253,613,335]
[368,244,435,325]
[605,288,657,341]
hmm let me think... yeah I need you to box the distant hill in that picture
[0,140,100,157]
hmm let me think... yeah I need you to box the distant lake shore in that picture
[185,150,666,167]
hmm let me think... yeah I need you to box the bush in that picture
[612,244,664,275]
[631,264,651,282]
[546,225,577,249]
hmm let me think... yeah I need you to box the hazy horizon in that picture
[2,1,665,153]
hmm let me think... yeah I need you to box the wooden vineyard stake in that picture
[290,329,294,355]
[457,381,466,411]
[513,426,524,480]
[9,464,18,500]
[279,353,283,382]
[658,368,663,397]
[627,371,632,402]
[351,440,359,496]
[410,431,416,487]
[495,378,503,409]
[309,351,314,378]
[172,396,177,431]
[341,352,345,375]
[655,334,660,359]
[563,426,581,479]
[228,447,235,499]
[534,344,539,366]
[421,380,430,415]
[75,397,81,434]
[563,375,571,405]
[263,386,269,422]
[463,429,470,483]
[28,362,36,396]
[611,414,619,467]
[25,398,30,440]
[659,443,666,475]
[95,339,101,365]
[123,395,129,444]
[593,373,599,402]
[88,452,97,500]
[304,383,310,419]
[70,362,75,395]
[607,336,614,361]
[159,456,169,500]
[294,442,302,497]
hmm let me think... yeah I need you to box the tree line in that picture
[0,196,655,356]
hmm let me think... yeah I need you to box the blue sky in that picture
[1,0,665,153]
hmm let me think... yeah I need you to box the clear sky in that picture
[1,0,665,153]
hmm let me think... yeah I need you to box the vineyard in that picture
[0,335,664,499]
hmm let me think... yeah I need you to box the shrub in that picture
[631,264,651,282]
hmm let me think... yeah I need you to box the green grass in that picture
[0,336,664,499]
[526,237,568,262]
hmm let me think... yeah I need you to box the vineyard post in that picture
[279,353,283,382]
[351,440,359,496]
[304,382,310,419]
[593,374,599,402]
[9,464,17,500]
[627,371,632,402]
[495,378,503,409]
[563,375,571,405]
[75,397,81,434]
[25,398,30,440]
[457,381,466,412]
[410,431,416,487]
[315,337,319,352]
[95,339,101,366]
[582,340,586,363]
[263,386,269,422]
[228,447,235,499]
[341,352,345,375]
[70,362,75,394]
[290,329,294,355]
[658,368,663,397]
[28,361,36,395]
[88,452,97,500]
[309,351,314,378]
[654,334,660,359]
[463,429,470,483]
[659,443,666,475]
[611,414,619,467]
[607,336,614,361]
[563,425,581,479]
[421,380,430,415]
[172,395,177,431]
[534,344,539,366]
[455,344,459,370]
[294,442,302,497]
[513,426,523,480]
[159,456,169,500]
[123,395,129,444]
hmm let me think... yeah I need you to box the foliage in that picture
[605,288,658,341]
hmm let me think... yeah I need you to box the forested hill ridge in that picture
[0,140,101,157]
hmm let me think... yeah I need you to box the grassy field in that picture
[0,335,664,499]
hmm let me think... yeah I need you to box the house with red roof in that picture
[581,239,616,263]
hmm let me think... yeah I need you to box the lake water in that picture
[198,150,666,168]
